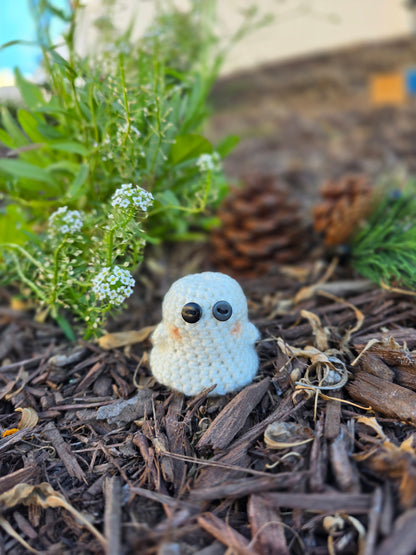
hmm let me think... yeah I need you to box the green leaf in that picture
[17,109,46,143]
[215,135,239,157]
[14,68,45,110]
[0,39,37,51]
[49,50,77,78]
[0,159,56,185]
[37,123,65,140]
[0,128,15,149]
[0,204,29,244]
[1,107,28,147]
[66,164,89,199]
[170,134,212,165]
[55,313,77,342]
[155,190,181,206]
[48,141,89,155]
[47,161,80,175]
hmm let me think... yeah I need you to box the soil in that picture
[2,37,416,554]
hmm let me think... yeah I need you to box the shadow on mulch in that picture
[2,37,416,554]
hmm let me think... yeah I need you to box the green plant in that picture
[0,0,270,338]
[351,182,416,291]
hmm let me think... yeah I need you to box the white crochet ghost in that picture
[150,272,260,396]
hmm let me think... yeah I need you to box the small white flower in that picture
[74,76,86,88]
[196,152,220,173]
[49,206,83,235]
[91,265,135,306]
[111,183,154,212]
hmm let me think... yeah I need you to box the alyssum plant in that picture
[0,1,266,338]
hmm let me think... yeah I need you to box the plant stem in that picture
[51,240,66,305]
[10,254,48,302]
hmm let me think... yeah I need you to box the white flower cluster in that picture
[116,122,141,144]
[111,183,154,211]
[91,265,135,305]
[196,152,220,173]
[49,207,83,235]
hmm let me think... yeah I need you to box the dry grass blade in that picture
[0,516,40,554]
[0,482,106,548]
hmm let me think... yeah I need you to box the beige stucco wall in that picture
[75,0,413,75]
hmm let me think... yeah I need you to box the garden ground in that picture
[1,37,416,554]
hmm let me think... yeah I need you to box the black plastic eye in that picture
[212,300,232,321]
[181,302,202,323]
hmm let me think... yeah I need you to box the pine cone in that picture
[313,174,375,247]
[210,174,308,278]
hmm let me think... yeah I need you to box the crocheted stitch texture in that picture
[150,272,260,396]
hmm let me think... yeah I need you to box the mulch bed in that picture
[2,37,416,554]
[1,265,416,554]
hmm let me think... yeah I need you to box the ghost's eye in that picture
[212,300,232,321]
[181,302,202,323]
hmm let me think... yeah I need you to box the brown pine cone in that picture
[313,174,375,247]
[210,174,308,279]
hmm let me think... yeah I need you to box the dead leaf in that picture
[264,421,314,449]
[356,416,386,441]
[355,418,416,508]
[2,407,39,437]
[16,407,39,430]
[300,309,329,352]
[0,482,106,547]
[98,326,155,349]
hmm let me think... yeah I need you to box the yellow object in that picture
[2,428,19,438]
[370,73,406,105]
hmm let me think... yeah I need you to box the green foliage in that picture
[0,0,269,337]
[351,182,416,291]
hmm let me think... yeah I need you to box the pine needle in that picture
[351,185,416,291]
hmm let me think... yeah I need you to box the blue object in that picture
[0,0,68,80]
[405,68,416,95]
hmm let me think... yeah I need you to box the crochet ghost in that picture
[150,272,260,396]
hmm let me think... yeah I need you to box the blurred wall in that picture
[75,0,413,75]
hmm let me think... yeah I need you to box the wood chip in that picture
[257,492,372,513]
[104,477,121,555]
[329,429,360,493]
[248,494,289,555]
[96,389,153,424]
[190,473,306,502]
[357,353,395,382]
[347,370,416,424]
[0,467,38,496]
[197,513,255,555]
[324,391,342,440]
[376,509,416,555]
[43,422,86,483]
[196,378,270,453]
